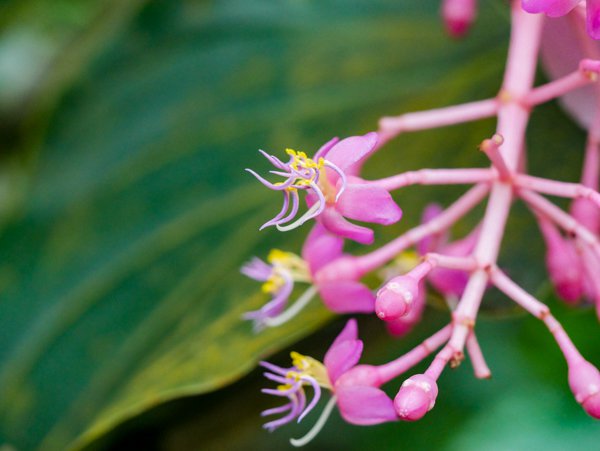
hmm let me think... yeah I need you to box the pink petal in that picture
[521,0,580,16]
[587,0,600,39]
[320,208,374,244]
[324,132,379,176]
[302,223,344,274]
[318,280,375,313]
[329,318,359,348]
[336,385,398,425]
[540,8,598,129]
[428,267,470,299]
[417,203,449,255]
[336,179,402,225]
[314,137,340,160]
[324,338,363,384]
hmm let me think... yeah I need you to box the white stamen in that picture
[324,160,347,202]
[290,396,337,448]
[276,202,322,232]
[263,286,318,328]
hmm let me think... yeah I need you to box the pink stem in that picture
[372,168,494,191]
[515,174,600,207]
[519,189,600,254]
[424,252,478,271]
[424,343,460,380]
[489,266,550,318]
[479,134,511,181]
[490,266,585,366]
[354,184,489,275]
[447,4,543,353]
[376,324,453,384]
[466,332,492,379]
[378,98,498,143]
[581,114,600,189]
[523,59,600,107]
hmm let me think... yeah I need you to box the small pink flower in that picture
[242,225,375,331]
[249,132,402,244]
[259,320,397,445]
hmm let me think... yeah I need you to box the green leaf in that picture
[0,0,590,450]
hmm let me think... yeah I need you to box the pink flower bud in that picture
[376,275,419,321]
[570,198,600,236]
[385,281,426,337]
[441,0,477,38]
[568,359,600,419]
[394,374,439,421]
[538,218,584,304]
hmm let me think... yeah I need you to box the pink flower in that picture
[249,132,402,244]
[304,225,376,314]
[242,225,375,331]
[522,1,600,39]
[259,320,397,446]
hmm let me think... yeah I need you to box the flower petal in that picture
[320,208,374,244]
[336,179,402,225]
[335,385,398,425]
[329,318,359,348]
[324,338,363,384]
[302,224,344,274]
[540,7,598,129]
[417,203,448,255]
[314,137,340,160]
[318,280,375,313]
[587,0,600,39]
[521,0,580,16]
[324,132,379,176]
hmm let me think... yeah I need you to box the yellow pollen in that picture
[285,148,325,175]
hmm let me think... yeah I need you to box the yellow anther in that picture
[261,278,280,294]
[290,351,311,371]
[284,148,323,179]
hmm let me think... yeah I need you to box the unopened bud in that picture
[394,374,439,421]
[569,359,600,419]
[376,275,420,320]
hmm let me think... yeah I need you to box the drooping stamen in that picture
[260,189,293,230]
[258,149,288,170]
[324,160,347,201]
[290,396,338,448]
[261,403,292,417]
[247,167,299,191]
[263,285,319,327]
[298,376,322,421]
[276,201,323,232]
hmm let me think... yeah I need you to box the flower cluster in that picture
[243,1,600,446]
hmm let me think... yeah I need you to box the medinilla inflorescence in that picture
[242,1,600,446]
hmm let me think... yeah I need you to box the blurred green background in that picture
[0,0,598,450]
